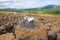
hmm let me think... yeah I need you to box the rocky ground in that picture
[0,12,60,40]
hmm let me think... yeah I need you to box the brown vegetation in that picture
[0,12,60,40]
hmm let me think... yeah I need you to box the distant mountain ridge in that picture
[26,5,60,10]
[41,5,60,10]
[0,5,60,10]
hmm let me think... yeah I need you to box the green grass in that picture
[0,8,60,16]
[43,8,60,15]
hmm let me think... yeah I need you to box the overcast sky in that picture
[0,0,60,9]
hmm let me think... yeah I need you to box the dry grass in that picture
[0,12,60,40]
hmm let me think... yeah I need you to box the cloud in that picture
[0,0,60,9]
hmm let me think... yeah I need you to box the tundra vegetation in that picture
[0,9,60,40]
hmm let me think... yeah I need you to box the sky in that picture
[0,0,60,9]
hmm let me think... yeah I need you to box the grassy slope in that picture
[0,8,60,16]
[43,8,60,15]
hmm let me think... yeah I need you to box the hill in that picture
[0,5,60,15]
